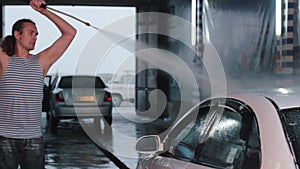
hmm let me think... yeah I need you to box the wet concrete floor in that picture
[42,103,170,169]
[43,107,138,169]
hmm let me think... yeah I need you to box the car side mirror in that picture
[135,135,163,154]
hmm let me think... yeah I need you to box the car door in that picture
[42,75,52,113]
[153,98,261,169]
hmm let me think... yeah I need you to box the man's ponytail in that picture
[1,35,15,56]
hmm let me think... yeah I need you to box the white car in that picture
[108,74,135,107]
[135,88,300,169]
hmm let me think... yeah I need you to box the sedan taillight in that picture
[55,92,64,102]
[104,92,112,102]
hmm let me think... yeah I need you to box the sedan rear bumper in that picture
[53,105,112,118]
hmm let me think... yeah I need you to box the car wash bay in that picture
[3,0,300,168]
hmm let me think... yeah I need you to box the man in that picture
[0,0,76,168]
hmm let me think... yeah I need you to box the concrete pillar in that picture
[194,0,203,65]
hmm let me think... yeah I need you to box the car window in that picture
[172,99,261,169]
[193,107,244,168]
[280,107,300,165]
[58,76,106,88]
[173,106,211,150]
[243,117,261,169]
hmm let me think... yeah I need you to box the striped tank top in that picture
[0,55,44,139]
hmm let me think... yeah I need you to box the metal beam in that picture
[2,0,135,6]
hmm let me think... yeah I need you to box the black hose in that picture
[86,135,130,169]
[41,3,100,30]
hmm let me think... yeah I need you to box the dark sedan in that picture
[43,75,113,132]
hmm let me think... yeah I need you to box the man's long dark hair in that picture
[1,19,35,56]
[1,35,15,56]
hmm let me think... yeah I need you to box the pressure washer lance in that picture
[40,4,100,31]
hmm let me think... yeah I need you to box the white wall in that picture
[4,5,136,76]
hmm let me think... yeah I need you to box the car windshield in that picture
[58,76,106,88]
[280,107,300,164]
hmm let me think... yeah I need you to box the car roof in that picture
[59,74,99,77]
[226,87,300,110]
[52,74,103,81]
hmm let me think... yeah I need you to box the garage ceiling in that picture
[1,0,135,6]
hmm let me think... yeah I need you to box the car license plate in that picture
[75,96,95,102]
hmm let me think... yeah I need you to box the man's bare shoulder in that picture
[0,48,9,78]
[0,48,9,65]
